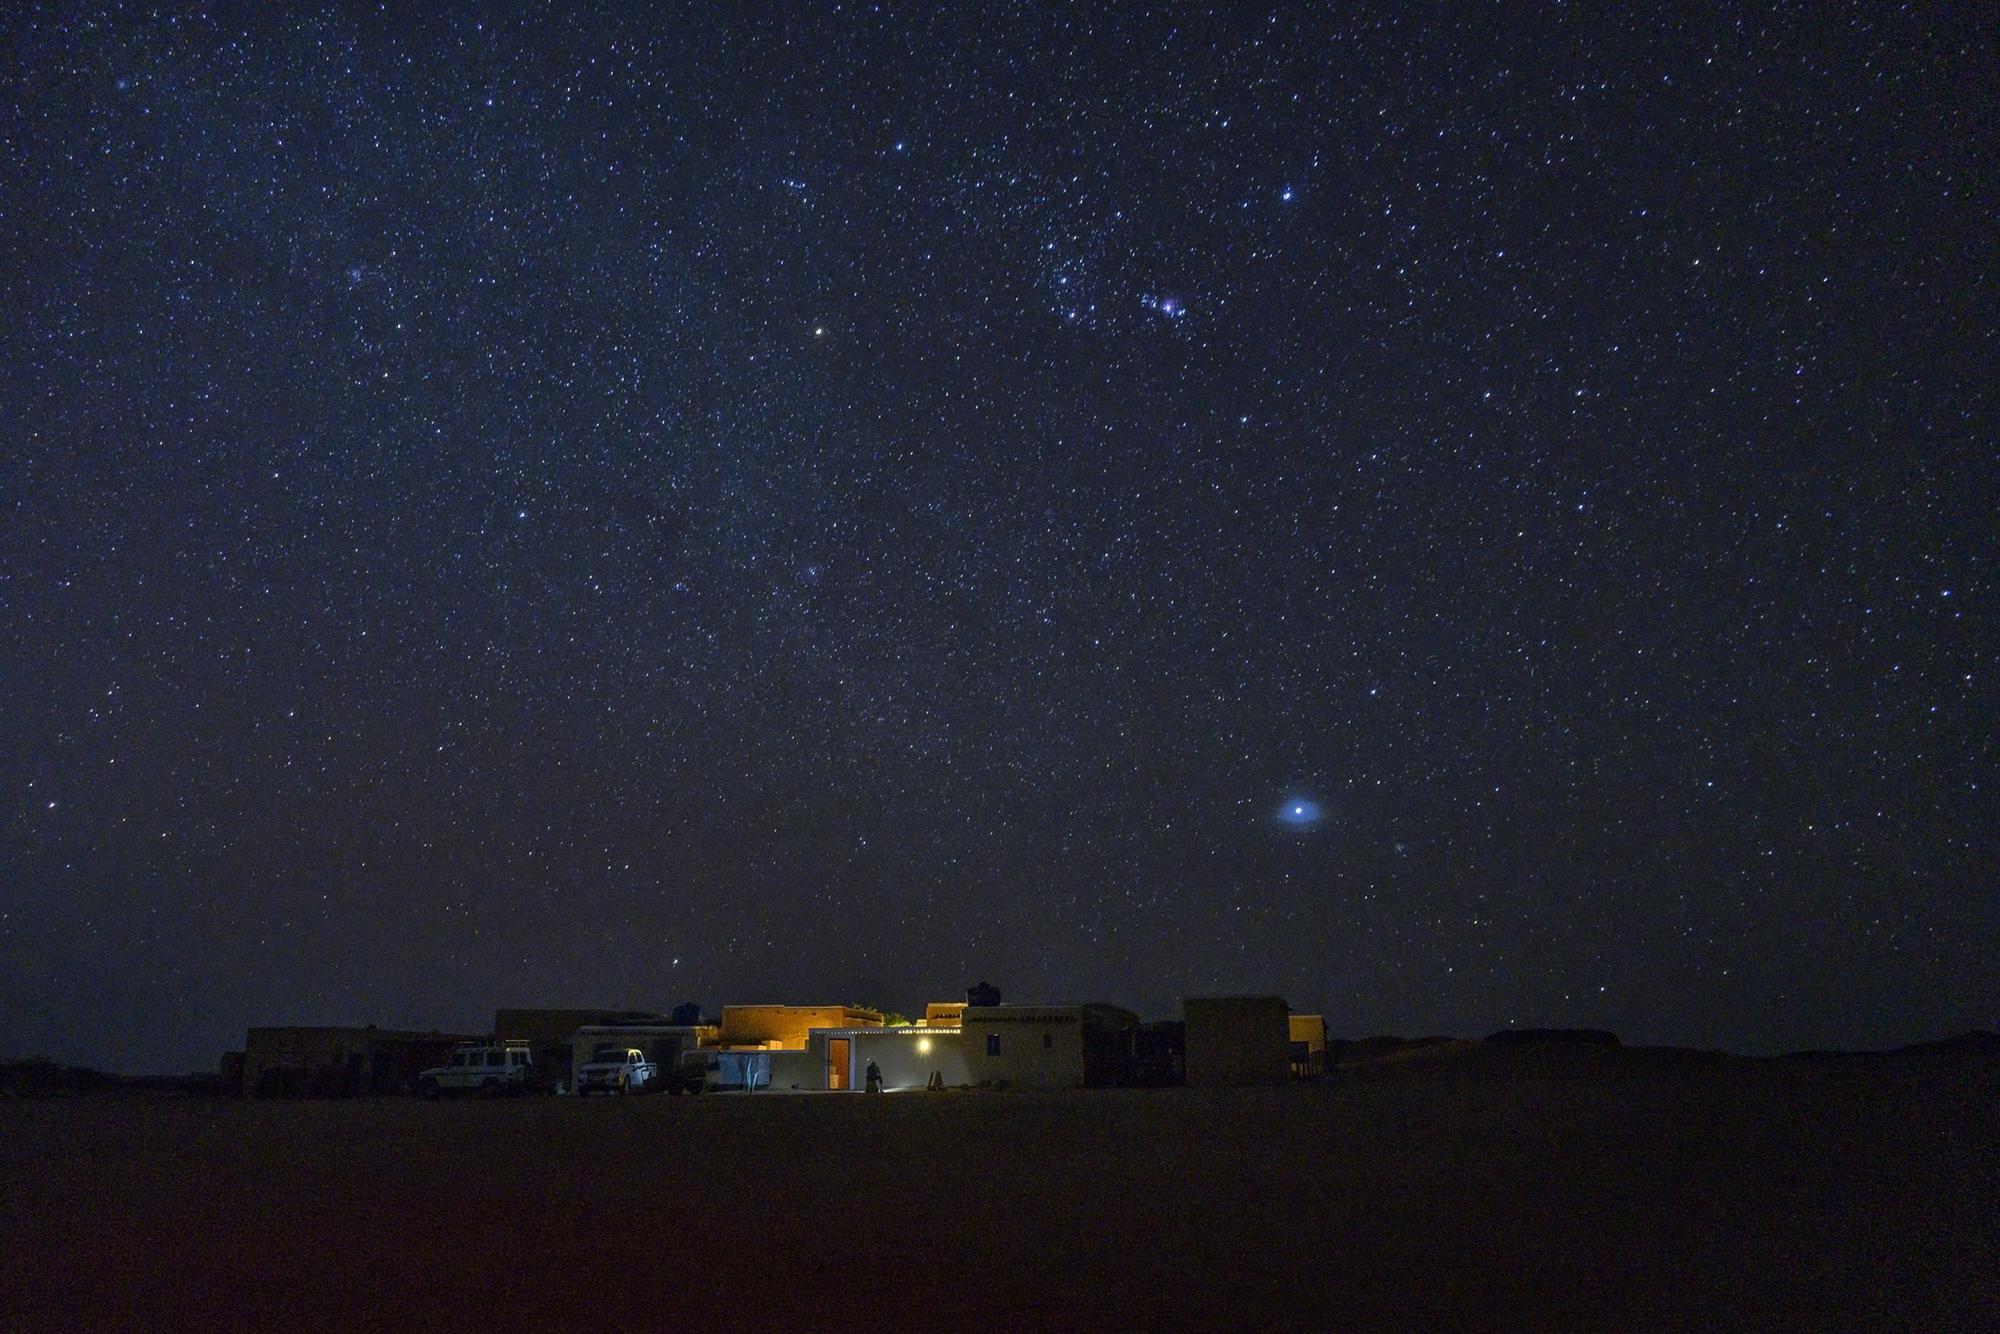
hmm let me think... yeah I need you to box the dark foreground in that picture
[3,1042,1995,1332]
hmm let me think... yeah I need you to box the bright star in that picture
[1277,798,1322,827]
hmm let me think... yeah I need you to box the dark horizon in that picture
[10,1003,2000,1084]
[5,6,1991,1078]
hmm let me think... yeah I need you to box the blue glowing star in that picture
[1278,798,1322,827]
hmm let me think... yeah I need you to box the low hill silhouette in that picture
[1485,1027,1622,1047]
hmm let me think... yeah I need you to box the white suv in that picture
[415,1043,534,1098]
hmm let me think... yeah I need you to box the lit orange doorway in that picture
[827,1038,851,1090]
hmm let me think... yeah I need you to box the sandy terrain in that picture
[3,1043,1994,1331]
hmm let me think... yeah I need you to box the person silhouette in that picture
[864,1058,883,1093]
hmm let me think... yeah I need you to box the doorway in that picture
[827,1038,851,1090]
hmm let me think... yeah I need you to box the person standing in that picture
[864,1058,883,1093]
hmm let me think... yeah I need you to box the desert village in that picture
[223,987,1330,1099]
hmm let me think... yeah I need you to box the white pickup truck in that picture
[575,1046,654,1096]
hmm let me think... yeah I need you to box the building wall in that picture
[1184,997,1292,1086]
[804,1027,970,1090]
[1288,1014,1327,1053]
[1078,1005,1142,1087]
[769,1048,819,1090]
[923,1002,967,1028]
[494,1008,662,1046]
[959,1008,1087,1088]
[719,1005,882,1050]
[1288,1014,1328,1077]
[240,1027,477,1097]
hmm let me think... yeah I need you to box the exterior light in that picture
[917,1038,932,1054]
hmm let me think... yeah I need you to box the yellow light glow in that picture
[917,1038,932,1054]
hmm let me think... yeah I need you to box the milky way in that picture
[2,6,1991,1071]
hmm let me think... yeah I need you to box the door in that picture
[827,1038,851,1090]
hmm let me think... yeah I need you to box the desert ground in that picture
[3,1041,1994,1332]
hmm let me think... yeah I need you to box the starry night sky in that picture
[4,5,1992,1073]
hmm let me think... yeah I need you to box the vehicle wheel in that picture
[481,1079,501,1097]
[667,1084,682,1096]
[418,1078,440,1101]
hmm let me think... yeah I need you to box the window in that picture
[1042,1033,1053,1049]
[488,1051,507,1067]
[986,1035,1000,1056]
[449,1054,466,1067]
[510,1051,529,1067]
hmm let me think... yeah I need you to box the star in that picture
[1277,798,1322,828]
[3,0,1983,1078]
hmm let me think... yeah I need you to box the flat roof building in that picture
[493,1008,666,1046]
[805,1024,971,1091]
[719,1004,883,1050]
[238,1026,480,1098]
[960,1004,1139,1088]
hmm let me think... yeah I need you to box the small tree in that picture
[852,1005,912,1027]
